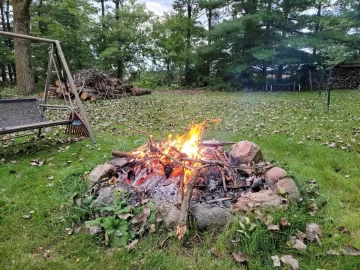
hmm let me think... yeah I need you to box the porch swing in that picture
[0,31,95,143]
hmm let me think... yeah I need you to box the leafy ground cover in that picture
[1,90,360,269]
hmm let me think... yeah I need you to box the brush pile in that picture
[51,69,151,101]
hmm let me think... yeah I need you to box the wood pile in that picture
[311,66,360,90]
[48,69,151,100]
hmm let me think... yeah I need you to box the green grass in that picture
[1,90,360,269]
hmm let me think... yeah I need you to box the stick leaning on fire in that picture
[112,119,243,240]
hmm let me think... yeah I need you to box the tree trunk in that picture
[114,0,124,80]
[101,0,105,18]
[12,0,35,94]
[0,0,6,30]
[184,0,192,85]
[6,0,15,81]
[1,65,6,83]
[276,65,283,82]
[0,0,8,83]
[312,3,321,57]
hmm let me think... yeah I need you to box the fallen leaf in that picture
[88,225,102,235]
[118,213,133,220]
[327,249,340,256]
[149,224,156,234]
[156,218,163,223]
[288,236,307,250]
[337,225,350,234]
[306,223,322,243]
[271,255,281,267]
[22,215,31,219]
[295,230,306,241]
[267,224,280,231]
[280,255,299,270]
[65,227,73,235]
[210,247,218,257]
[126,239,139,249]
[280,217,289,227]
[307,200,318,216]
[132,206,151,224]
[341,245,360,256]
[233,252,248,263]
[76,258,80,263]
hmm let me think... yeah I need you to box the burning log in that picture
[176,169,199,240]
[111,150,133,158]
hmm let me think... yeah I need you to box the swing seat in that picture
[0,98,74,135]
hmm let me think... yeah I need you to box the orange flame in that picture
[171,121,207,159]
[129,119,221,188]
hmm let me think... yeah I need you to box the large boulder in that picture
[154,201,230,230]
[229,141,263,165]
[275,178,300,201]
[232,190,286,211]
[88,164,116,188]
[190,204,230,230]
[264,167,287,185]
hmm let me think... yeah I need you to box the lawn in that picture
[0,89,360,269]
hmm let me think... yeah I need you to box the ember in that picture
[88,121,300,238]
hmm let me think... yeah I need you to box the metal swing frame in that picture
[0,31,95,143]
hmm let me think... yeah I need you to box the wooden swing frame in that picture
[0,31,95,143]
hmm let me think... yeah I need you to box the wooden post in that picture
[55,41,96,144]
[309,69,313,91]
[42,44,54,104]
[327,68,332,110]
[319,68,324,97]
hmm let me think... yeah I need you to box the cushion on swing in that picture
[0,98,46,128]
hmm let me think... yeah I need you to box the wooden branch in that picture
[111,150,133,158]
[221,170,227,192]
[200,140,235,147]
[206,197,232,204]
[177,167,185,204]
[176,169,199,240]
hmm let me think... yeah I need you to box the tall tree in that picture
[95,0,150,80]
[12,0,35,94]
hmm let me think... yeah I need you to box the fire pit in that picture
[87,121,300,238]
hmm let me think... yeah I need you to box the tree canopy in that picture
[2,0,360,91]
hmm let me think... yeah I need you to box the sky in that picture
[140,0,173,16]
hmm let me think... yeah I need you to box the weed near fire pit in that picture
[84,191,157,247]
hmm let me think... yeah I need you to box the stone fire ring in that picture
[87,141,301,231]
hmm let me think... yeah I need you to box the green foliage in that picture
[85,191,157,247]
[30,0,97,75]
[236,216,258,239]
[92,0,151,79]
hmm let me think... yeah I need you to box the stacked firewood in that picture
[312,67,360,90]
[48,69,151,101]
